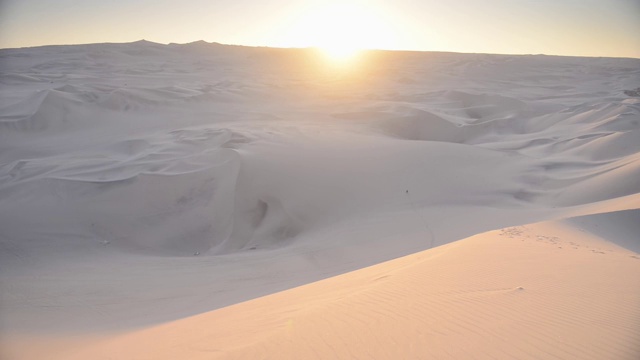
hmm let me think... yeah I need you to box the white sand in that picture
[1,41,639,359]
[6,215,639,360]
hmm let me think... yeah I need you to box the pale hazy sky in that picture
[1,0,639,58]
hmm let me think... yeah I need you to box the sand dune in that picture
[4,213,639,360]
[0,41,638,358]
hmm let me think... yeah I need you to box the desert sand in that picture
[1,41,639,359]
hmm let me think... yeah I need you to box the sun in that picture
[322,43,360,63]
[282,2,396,64]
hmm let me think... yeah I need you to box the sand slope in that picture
[1,41,639,358]
[4,213,638,360]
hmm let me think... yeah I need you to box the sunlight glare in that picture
[283,2,396,65]
[321,43,360,63]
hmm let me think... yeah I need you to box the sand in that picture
[1,41,639,359]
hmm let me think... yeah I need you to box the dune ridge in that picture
[4,212,639,360]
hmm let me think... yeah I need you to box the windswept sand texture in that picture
[1,41,639,359]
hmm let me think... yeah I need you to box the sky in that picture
[0,0,639,58]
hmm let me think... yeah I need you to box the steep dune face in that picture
[0,42,639,337]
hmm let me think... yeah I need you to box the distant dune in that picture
[1,41,638,359]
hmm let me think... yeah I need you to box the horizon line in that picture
[1,39,639,61]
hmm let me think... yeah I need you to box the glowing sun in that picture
[284,3,397,63]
